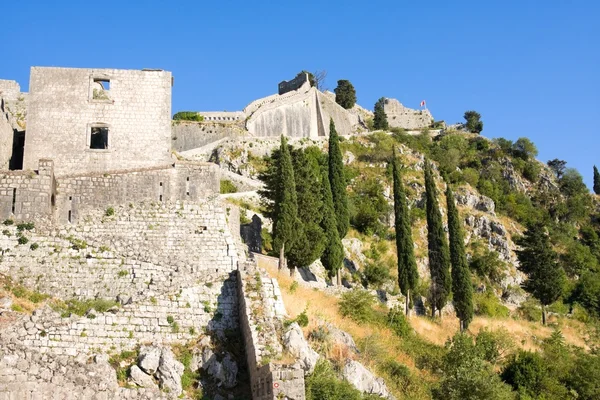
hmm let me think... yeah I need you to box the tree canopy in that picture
[334,80,357,109]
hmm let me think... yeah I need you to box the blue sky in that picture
[2,1,598,186]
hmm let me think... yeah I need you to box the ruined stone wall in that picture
[278,73,309,95]
[24,67,173,176]
[0,160,54,221]
[0,80,21,100]
[237,262,305,400]
[172,121,246,152]
[54,161,219,224]
[200,111,245,122]
[0,99,13,169]
[383,98,433,130]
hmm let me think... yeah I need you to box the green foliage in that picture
[362,260,391,287]
[334,79,357,109]
[306,360,372,400]
[501,351,548,398]
[320,166,344,279]
[220,179,237,194]
[54,298,119,317]
[272,135,299,264]
[387,306,411,338]
[517,298,543,322]
[287,148,326,269]
[173,111,204,122]
[339,290,379,324]
[475,328,514,365]
[17,236,29,245]
[516,223,566,323]
[473,291,510,318]
[349,176,391,235]
[469,242,506,285]
[446,186,474,329]
[104,207,115,217]
[3,219,14,225]
[571,271,600,316]
[434,333,514,400]
[329,119,350,238]
[29,243,39,250]
[6,281,49,304]
[373,97,388,130]
[463,110,484,134]
[594,165,600,195]
[392,151,418,304]
[16,222,34,232]
[424,160,451,315]
[511,137,538,161]
[547,159,567,179]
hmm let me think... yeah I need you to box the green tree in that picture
[272,135,299,273]
[463,111,483,134]
[446,186,473,331]
[391,150,418,315]
[594,165,600,195]
[516,223,566,324]
[373,97,389,130]
[334,80,357,109]
[328,119,349,239]
[320,166,344,285]
[287,149,326,272]
[511,137,538,161]
[424,160,451,317]
[547,159,567,179]
[501,351,548,398]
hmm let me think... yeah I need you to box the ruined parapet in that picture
[383,98,433,130]
[237,262,306,399]
[171,120,247,152]
[24,67,173,176]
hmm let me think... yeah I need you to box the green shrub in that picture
[54,298,119,317]
[16,222,34,232]
[2,229,10,237]
[517,298,542,322]
[339,290,379,324]
[473,291,510,318]
[2,219,14,225]
[166,315,175,325]
[289,281,299,294]
[18,236,29,245]
[362,261,390,287]
[306,360,368,400]
[105,207,115,217]
[387,306,411,338]
[173,111,204,122]
[220,179,237,194]
[29,243,39,250]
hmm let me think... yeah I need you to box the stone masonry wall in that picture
[0,98,13,170]
[172,121,246,152]
[237,261,305,400]
[383,98,433,130]
[0,159,54,221]
[24,67,173,176]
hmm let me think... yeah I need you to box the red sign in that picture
[273,382,280,389]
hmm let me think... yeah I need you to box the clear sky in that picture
[2,1,598,186]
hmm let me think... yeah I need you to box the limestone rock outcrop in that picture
[343,359,395,399]
[283,322,320,373]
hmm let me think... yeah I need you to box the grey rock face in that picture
[130,365,157,389]
[138,345,162,375]
[283,322,319,373]
[0,296,12,310]
[455,187,496,215]
[342,359,394,399]
[156,348,185,396]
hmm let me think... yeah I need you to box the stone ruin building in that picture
[0,67,305,399]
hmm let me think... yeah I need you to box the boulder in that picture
[202,351,238,388]
[283,323,319,373]
[156,348,185,396]
[130,365,157,389]
[343,360,394,399]
[138,345,161,375]
[0,296,13,310]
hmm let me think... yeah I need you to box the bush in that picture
[517,298,542,322]
[173,111,204,122]
[16,222,34,232]
[387,306,411,338]
[105,207,115,217]
[501,351,547,397]
[18,236,29,245]
[53,298,119,317]
[473,291,510,318]
[362,261,390,287]
[220,179,237,194]
[339,290,378,324]
[306,360,369,400]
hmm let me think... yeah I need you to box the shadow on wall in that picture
[9,129,24,170]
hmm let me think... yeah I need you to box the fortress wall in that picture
[0,160,54,221]
[172,121,246,152]
[200,111,245,122]
[0,99,13,169]
[55,162,219,223]
[384,98,433,130]
[24,67,173,176]
[0,201,240,357]
[0,80,21,101]
[318,91,360,136]
[237,262,305,400]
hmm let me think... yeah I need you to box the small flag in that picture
[420,100,426,107]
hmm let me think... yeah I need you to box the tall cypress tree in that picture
[594,166,600,195]
[424,159,451,317]
[287,148,326,274]
[272,135,299,272]
[516,223,566,325]
[373,97,389,130]
[446,185,473,331]
[320,166,344,284]
[392,149,418,315]
[328,118,349,239]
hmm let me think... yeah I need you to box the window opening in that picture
[68,210,72,223]
[90,126,109,149]
[92,78,110,100]
[11,188,16,213]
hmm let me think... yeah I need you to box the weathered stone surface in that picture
[343,359,394,399]
[138,346,162,375]
[0,296,12,310]
[156,348,184,396]
[130,365,157,389]
[383,98,433,130]
[283,323,319,373]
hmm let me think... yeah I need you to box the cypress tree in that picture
[424,160,451,317]
[373,97,389,130]
[320,166,344,284]
[594,166,600,195]
[328,118,349,239]
[446,185,473,331]
[334,80,357,109]
[516,223,566,325]
[272,135,299,273]
[287,148,326,274]
[392,149,418,315]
